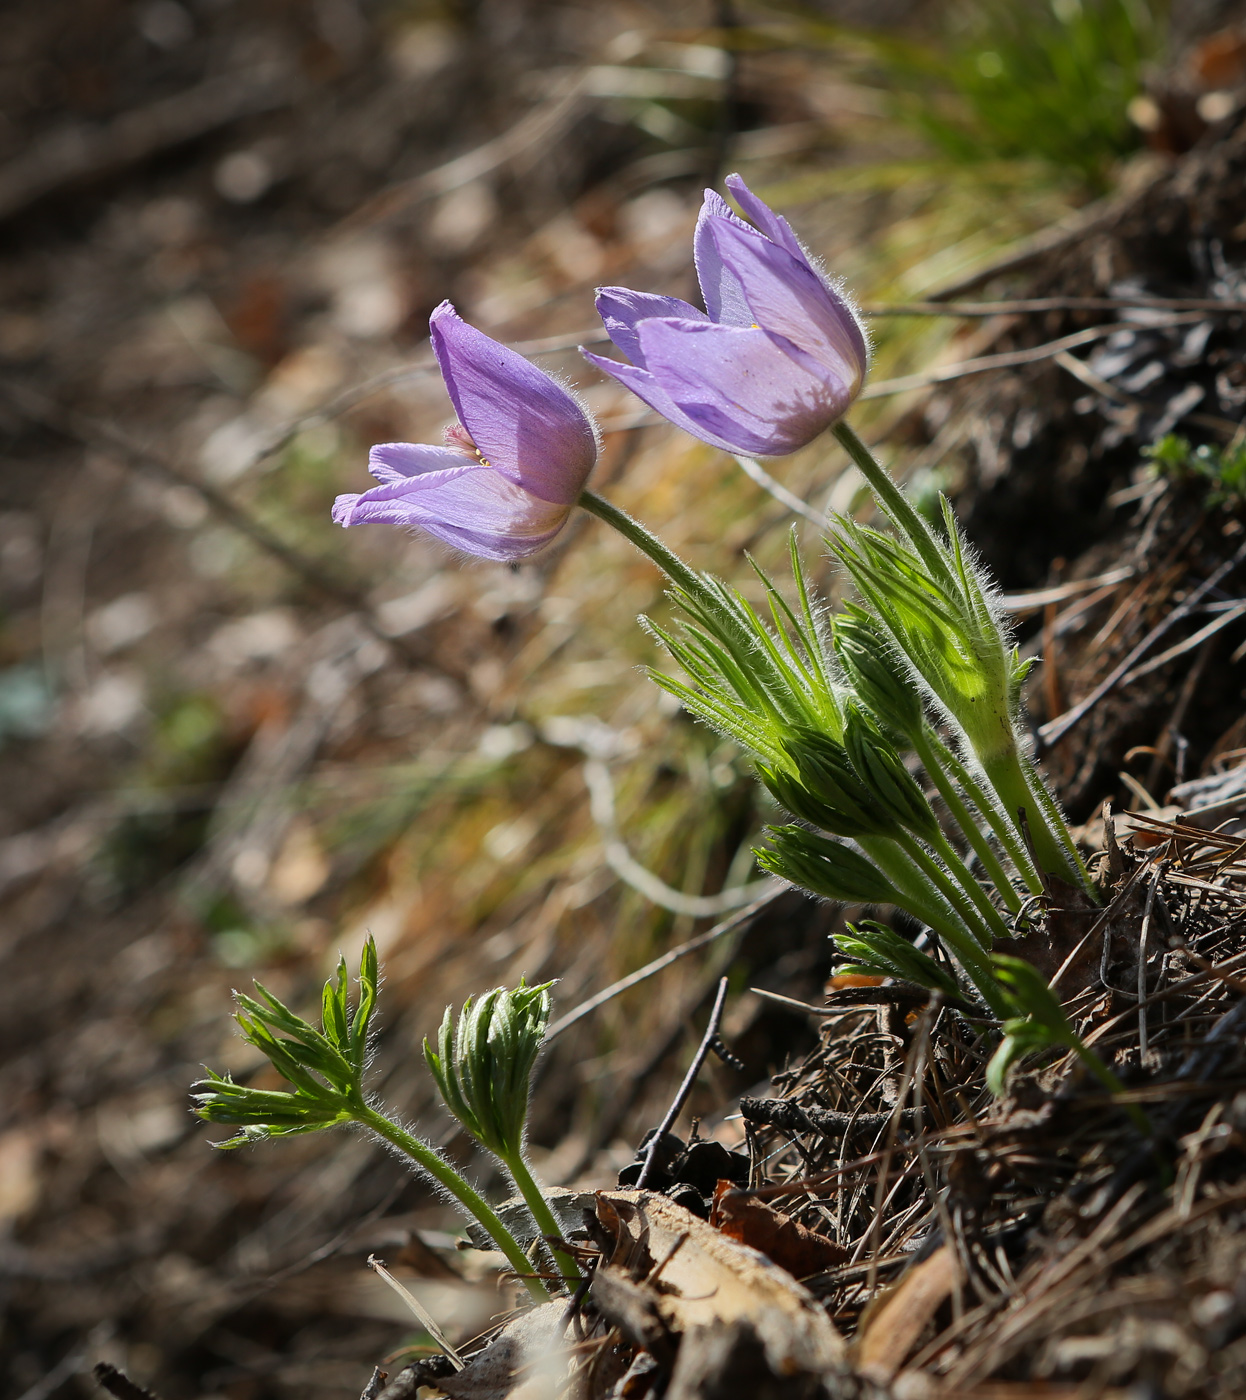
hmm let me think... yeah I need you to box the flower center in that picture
[443,421,490,465]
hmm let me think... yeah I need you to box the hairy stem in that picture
[926,731,1042,895]
[912,728,1024,911]
[505,1152,582,1288]
[354,1105,550,1303]
[578,489,708,601]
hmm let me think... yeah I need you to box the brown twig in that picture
[544,889,780,1041]
[635,977,731,1189]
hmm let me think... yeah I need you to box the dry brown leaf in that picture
[709,1180,849,1279]
[854,1244,958,1383]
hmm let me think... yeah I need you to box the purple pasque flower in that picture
[582,174,868,457]
[332,302,599,561]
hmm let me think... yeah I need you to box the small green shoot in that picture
[193,939,551,1302]
[1145,433,1246,509]
[426,983,582,1285]
[988,954,1149,1132]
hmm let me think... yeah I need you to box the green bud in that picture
[756,825,901,906]
[424,980,554,1161]
[763,726,898,838]
[842,700,940,843]
[832,604,924,746]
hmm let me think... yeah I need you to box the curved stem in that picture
[858,834,972,937]
[505,1152,582,1289]
[578,489,708,601]
[927,827,1011,945]
[893,831,995,955]
[354,1105,550,1303]
[831,421,950,584]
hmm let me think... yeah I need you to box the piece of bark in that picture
[710,1182,849,1278]
[854,1245,958,1384]
[594,1190,844,1381]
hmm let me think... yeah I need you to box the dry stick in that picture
[92,1367,163,1400]
[544,888,779,1041]
[634,976,731,1190]
[366,1256,465,1370]
[857,315,1203,402]
[0,66,298,222]
[1054,347,1244,437]
[864,295,1246,317]
[1039,538,1246,748]
[1137,864,1167,1061]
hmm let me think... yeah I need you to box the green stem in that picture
[831,421,952,586]
[578,489,709,602]
[505,1152,582,1288]
[578,489,798,711]
[912,729,1023,912]
[354,1105,550,1303]
[928,827,1012,945]
[893,830,996,955]
[858,834,976,939]
[926,731,1042,895]
[982,748,1096,899]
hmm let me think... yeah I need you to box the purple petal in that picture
[429,302,598,504]
[634,318,854,455]
[582,348,773,455]
[368,441,475,485]
[334,463,571,561]
[708,220,868,384]
[724,174,806,263]
[693,189,754,327]
[594,287,707,368]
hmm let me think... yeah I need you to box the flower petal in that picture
[635,318,852,455]
[724,173,805,262]
[708,219,868,384]
[335,463,570,561]
[368,441,476,485]
[594,287,707,368]
[693,189,754,327]
[429,301,598,504]
[581,347,779,456]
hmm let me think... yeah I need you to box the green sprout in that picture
[425,983,581,1286]
[987,954,1149,1131]
[193,939,551,1302]
[1145,433,1246,509]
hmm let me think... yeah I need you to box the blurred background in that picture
[3,1,1246,1397]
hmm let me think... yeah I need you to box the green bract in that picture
[987,955,1146,1130]
[834,920,962,1001]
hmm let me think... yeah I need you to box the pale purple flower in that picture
[332,302,599,561]
[582,174,869,456]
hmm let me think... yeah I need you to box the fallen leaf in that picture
[594,1189,844,1385]
[710,1181,849,1278]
